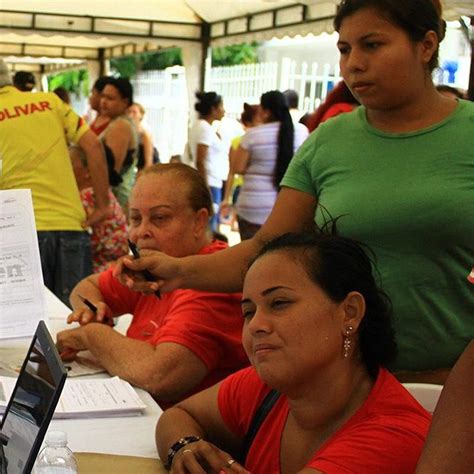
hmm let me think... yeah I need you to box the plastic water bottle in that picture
[34,431,78,474]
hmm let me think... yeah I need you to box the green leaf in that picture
[47,70,89,96]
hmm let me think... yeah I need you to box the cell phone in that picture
[128,239,162,299]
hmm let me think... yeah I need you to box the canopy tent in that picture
[1,0,473,97]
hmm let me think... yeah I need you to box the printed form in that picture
[0,189,47,338]
[0,376,146,418]
[55,377,146,418]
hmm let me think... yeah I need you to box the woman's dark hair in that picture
[250,230,397,377]
[283,89,299,109]
[53,87,71,105]
[436,84,464,99]
[260,90,295,187]
[334,0,446,71]
[13,71,35,91]
[240,103,260,127]
[108,77,134,107]
[194,91,222,117]
[92,76,114,93]
[141,163,213,218]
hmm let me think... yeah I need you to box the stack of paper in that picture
[0,376,146,419]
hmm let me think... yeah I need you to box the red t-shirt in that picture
[99,240,249,404]
[320,102,357,123]
[218,367,431,473]
[90,118,110,136]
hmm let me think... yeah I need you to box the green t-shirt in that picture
[282,101,474,371]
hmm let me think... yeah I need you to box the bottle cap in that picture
[45,431,67,447]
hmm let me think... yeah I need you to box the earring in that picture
[343,325,353,358]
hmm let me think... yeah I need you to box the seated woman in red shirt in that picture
[56,164,248,408]
[156,231,431,473]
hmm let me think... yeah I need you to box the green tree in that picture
[211,42,258,66]
[110,43,259,77]
[47,69,89,96]
[110,49,183,78]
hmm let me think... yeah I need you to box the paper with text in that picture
[0,189,47,338]
[0,376,146,419]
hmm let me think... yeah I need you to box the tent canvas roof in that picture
[2,0,472,23]
[1,0,473,72]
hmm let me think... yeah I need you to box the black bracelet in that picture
[165,435,201,469]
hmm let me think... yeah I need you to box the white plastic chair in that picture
[403,383,443,413]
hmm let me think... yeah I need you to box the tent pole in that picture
[200,23,210,90]
[98,48,106,77]
[468,17,474,101]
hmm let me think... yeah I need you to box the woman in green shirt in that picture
[114,0,474,383]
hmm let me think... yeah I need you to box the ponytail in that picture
[260,90,295,187]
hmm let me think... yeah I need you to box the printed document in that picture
[0,189,46,338]
[0,376,146,418]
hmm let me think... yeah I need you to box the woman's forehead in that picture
[338,7,395,37]
[103,84,122,98]
[246,251,308,283]
[132,174,189,205]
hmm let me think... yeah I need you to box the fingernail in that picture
[468,267,474,284]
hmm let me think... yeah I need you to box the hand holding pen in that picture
[67,294,115,326]
[60,295,114,362]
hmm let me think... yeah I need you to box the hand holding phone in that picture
[128,240,162,299]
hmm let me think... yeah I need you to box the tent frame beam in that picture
[211,14,334,40]
[0,40,170,60]
[209,3,334,41]
[0,9,202,43]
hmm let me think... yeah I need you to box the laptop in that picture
[0,321,67,473]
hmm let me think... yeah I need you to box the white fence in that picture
[205,62,279,118]
[131,66,188,161]
[205,58,342,119]
[279,58,341,115]
[132,59,341,160]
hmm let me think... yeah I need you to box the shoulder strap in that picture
[238,389,280,465]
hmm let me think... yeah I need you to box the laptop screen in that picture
[0,321,67,474]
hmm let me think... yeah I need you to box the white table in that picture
[0,288,163,459]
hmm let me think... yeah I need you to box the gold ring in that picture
[182,449,193,455]
[226,459,237,467]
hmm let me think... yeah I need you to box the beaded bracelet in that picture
[165,435,201,469]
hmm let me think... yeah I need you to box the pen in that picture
[77,293,98,313]
[128,239,161,299]
[77,294,115,326]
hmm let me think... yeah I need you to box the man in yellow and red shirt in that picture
[0,59,109,305]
